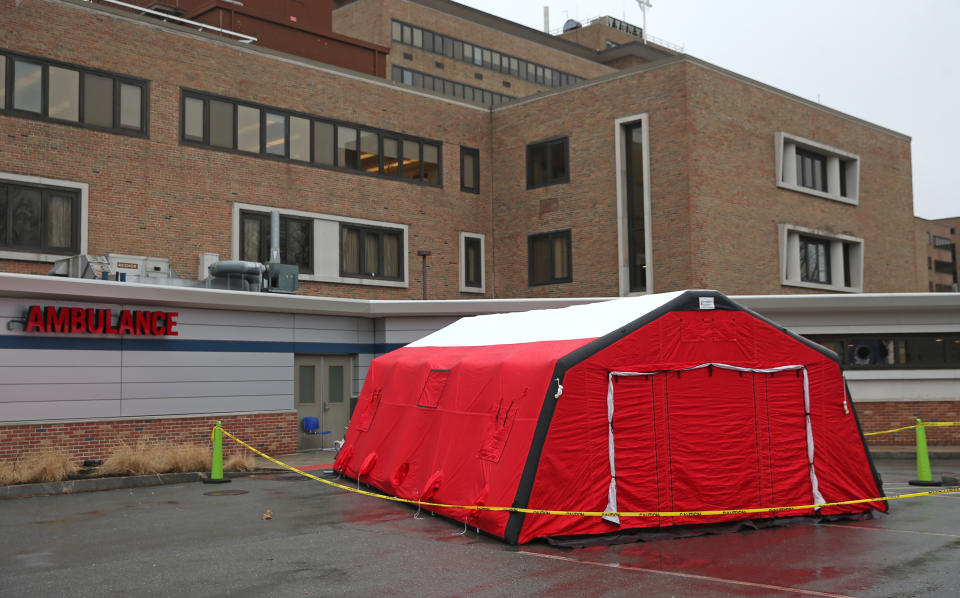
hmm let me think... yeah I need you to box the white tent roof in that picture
[408,291,685,348]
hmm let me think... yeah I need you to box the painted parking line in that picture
[517,550,855,598]
[820,524,960,539]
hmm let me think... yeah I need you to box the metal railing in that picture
[85,0,258,43]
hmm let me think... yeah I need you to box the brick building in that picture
[1,0,955,464]
[1,0,924,299]
[917,217,959,293]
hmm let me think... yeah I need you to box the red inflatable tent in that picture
[335,290,885,544]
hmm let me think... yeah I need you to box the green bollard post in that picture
[203,420,231,484]
[909,418,941,487]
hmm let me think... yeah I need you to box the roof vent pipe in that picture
[270,210,280,263]
[543,6,549,33]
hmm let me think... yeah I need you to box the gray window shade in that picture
[289,116,310,162]
[359,130,379,173]
[0,59,6,109]
[530,235,550,284]
[402,140,420,179]
[237,105,260,153]
[48,67,79,122]
[341,227,360,274]
[528,144,547,186]
[0,186,6,247]
[382,231,400,278]
[313,121,334,166]
[45,192,73,250]
[184,97,204,141]
[209,100,234,148]
[241,213,263,262]
[462,151,476,189]
[464,236,481,287]
[337,125,357,169]
[83,73,114,128]
[13,60,42,113]
[383,137,399,176]
[119,83,142,130]
[363,232,379,274]
[422,143,439,184]
[265,112,286,156]
[10,187,41,248]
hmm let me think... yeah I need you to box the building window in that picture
[779,224,863,292]
[181,90,441,187]
[776,132,859,205]
[528,229,572,285]
[460,147,479,193]
[0,175,87,261]
[459,232,484,293]
[390,65,513,106]
[807,334,960,370]
[527,137,569,189]
[389,19,582,90]
[341,224,404,280]
[1,49,148,136]
[799,235,831,284]
[238,211,313,274]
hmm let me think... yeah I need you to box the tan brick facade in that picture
[0,0,925,300]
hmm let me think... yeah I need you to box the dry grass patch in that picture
[224,452,255,472]
[0,451,78,484]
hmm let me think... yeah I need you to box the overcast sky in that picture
[458,0,958,220]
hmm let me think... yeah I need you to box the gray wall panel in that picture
[293,328,368,345]
[0,349,122,367]
[121,395,292,416]
[0,383,121,402]
[0,400,121,422]
[121,380,293,400]
[294,314,367,332]
[0,367,121,385]
[121,366,291,384]
[143,307,294,328]
[167,324,294,342]
[121,352,293,368]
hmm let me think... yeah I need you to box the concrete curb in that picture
[0,470,260,499]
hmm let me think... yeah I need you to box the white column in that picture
[782,142,797,186]
[827,156,840,196]
[830,240,845,287]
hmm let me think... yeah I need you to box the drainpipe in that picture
[417,250,431,300]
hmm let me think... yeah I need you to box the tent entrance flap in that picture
[606,364,820,527]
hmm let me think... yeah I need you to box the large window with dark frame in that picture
[390,19,583,90]
[462,234,482,289]
[528,229,572,285]
[799,235,831,284]
[807,334,960,370]
[0,49,147,136]
[340,224,404,280]
[238,211,313,274]
[181,90,442,186]
[391,66,513,106]
[796,148,827,193]
[0,180,80,255]
[527,137,569,189]
[460,146,479,193]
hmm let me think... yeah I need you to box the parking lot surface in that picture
[1,458,957,597]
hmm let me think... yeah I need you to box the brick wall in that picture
[1,0,492,301]
[857,401,960,447]
[0,411,298,465]
[333,0,616,99]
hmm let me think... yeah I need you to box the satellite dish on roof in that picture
[562,19,581,32]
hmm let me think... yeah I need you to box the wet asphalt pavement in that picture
[1,458,958,598]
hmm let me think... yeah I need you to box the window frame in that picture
[232,203,408,287]
[339,223,405,282]
[238,210,315,274]
[527,228,572,286]
[181,88,442,187]
[459,231,485,293]
[526,136,570,189]
[776,132,859,205]
[460,146,480,193]
[0,173,88,263]
[779,223,863,293]
[0,49,149,137]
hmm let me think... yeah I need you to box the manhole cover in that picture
[204,489,249,496]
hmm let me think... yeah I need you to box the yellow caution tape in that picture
[864,421,960,436]
[219,428,960,518]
